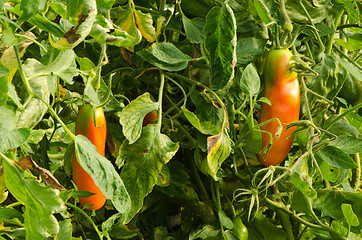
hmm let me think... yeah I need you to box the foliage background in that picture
[0,0,361,239]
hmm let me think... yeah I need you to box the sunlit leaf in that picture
[2,156,65,239]
[137,42,192,71]
[204,3,237,90]
[74,135,131,218]
[206,128,233,180]
[341,203,360,227]
[119,93,159,144]
[181,107,220,135]
[134,9,156,42]
[118,124,179,223]
[316,146,357,169]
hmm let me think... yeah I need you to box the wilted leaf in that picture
[118,124,179,223]
[134,9,156,42]
[16,156,65,191]
[206,128,233,180]
[119,93,159,144]
[2,156,65,239]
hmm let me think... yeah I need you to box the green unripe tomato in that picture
[232,217,248,240]
[283,22,293,32]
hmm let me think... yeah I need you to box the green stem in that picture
[273,186,294,240]
[65,202,103,240]
[14,45,33,96]
[39,98,75,140]
[299,1,324,53]
[326,9,344,55]
[191,151,209,201]
[333,45,362,71]
[157,71,166,129]
[166,73,228,130]
[351,153,361,191]
[164,75,187,108]
[323,103,362,135]
[15,33,47,53]
[6,201,22,208]
[265,198,347,240]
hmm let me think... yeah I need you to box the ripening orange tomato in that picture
[257,49,300,166]
[73,104,107,210]
[142,111,158,127]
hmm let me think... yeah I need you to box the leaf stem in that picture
[15,33,47,53]
[264,198,347,240]
[14,45,33,96]
[351,153,361,191]
[157,70,166,128]
[299,1,324,53]
[164,75,187,108]
[65,202,103,240]
[333,45,362,71]
[326,9,344,55]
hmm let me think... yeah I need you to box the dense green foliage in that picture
[0,0,361,239]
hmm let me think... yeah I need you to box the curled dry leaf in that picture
[16,155,66,191]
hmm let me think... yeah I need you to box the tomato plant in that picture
[0,0,361,239]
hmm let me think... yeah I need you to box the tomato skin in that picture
[73,104,107,210]
[142,111,158,127]
[232,217,248,240]
[257,49,300,166]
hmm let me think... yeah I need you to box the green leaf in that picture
[2,157,65,239]
[246,212,287,240]
[239,63,260,96]
[119,93,159,144]
[286,0,330,24]
[19,0,45,21]
[253,0,273,24]
[136,42,192,71]
[218,210,233,230]
[74,135,131,218]
[330,135,362,154]
[1,28,21,46]
[316,146,357,169]
[189,225,220,240]
[341,204,360,227]
[157,161,199,203]
[291,172,317,199]
[182,16,205,44]
[134,9,156,42]
[57,219,72,240]
[204,4,237,90]
[96,0,115,13]
[0,128,30,152]
[181,107,221,135]
[241,118,261,154]
[118,124,179,223]
[0,76,8,106]
[236,37,267,66]
[291,190,314,215]
[28,14,65,37]
[115,4,142,47]
[206,128,233,180]
[334,54,362,83]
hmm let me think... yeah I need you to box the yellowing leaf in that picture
[206,129,232,180]
[134,9,156,42]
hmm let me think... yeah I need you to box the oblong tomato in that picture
[73,104,107,210]
[257,49,300,166]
